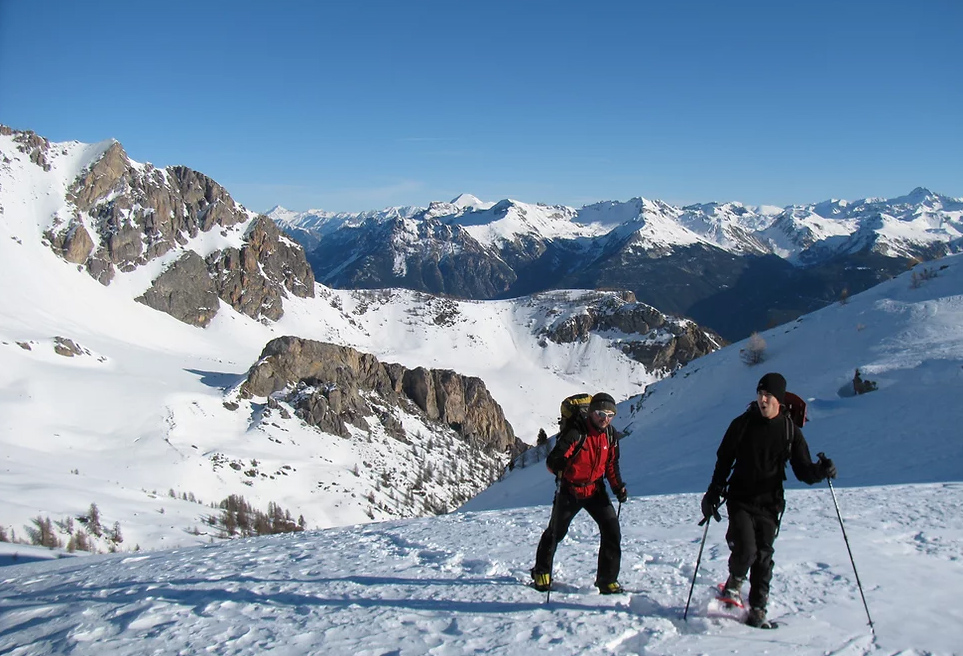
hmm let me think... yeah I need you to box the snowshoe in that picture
[706,583,748,622]
[715,583,744,610]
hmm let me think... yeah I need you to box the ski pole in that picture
[819,454,875,635]
[683,515,712,621]
[546,475,562,604]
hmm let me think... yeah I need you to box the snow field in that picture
[1,483,960,655]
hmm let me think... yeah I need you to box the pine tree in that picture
[27,516,61,548]
[87,503,102,537]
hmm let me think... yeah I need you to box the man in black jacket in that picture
[701,372,837,628]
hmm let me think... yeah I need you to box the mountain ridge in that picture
[275,188,962,340]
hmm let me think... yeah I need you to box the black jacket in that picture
[710,404,824,510]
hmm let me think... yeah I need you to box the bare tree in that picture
[740,332,767,366]
[910,267,937,289]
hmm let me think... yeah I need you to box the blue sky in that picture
[2,0,960,214]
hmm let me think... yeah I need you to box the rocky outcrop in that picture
[240,337,519,454]
[53,336,85,357]
[541,291,724,372]
[206,217,314,321]
[136,252,220,327]
[47,219,95,265]
[36,135,315,324]
[64,145,251,273]
[2,127,52,171]
[619,322,723,372]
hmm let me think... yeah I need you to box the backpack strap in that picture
[782,412,799,463]
[566,430,589,464]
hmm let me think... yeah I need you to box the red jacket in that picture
[547,422,623,499]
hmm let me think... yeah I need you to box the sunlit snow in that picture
[1,131,961,655]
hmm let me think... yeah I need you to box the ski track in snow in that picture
[2,484,960,655]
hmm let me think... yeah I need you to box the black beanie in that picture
[756,373,787,404]
[589,392,617,415]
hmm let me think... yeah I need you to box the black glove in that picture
[614,484,628,503]
[817,453,837,480]
[701,485,723,522]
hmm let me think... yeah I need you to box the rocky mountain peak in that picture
[34,138,316,324]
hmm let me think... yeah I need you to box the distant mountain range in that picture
[271,189,963,340]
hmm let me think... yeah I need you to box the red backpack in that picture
[783,391,808,428]
[746,390,807,427]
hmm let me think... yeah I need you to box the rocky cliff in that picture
[240,337,521,456]
[23,131,315,326]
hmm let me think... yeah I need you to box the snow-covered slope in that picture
[2,248,960,653]
[466,252,963,511]
[1,483,959,655]
[0,131,673,553]
[0,132,961,656]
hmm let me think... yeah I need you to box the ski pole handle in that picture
[698,510,721,526]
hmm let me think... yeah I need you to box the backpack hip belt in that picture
[566,478,601,488]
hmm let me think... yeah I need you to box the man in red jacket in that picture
[531,392,628,594]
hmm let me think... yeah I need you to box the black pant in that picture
[726,500,779,610]
[534,483,621,585]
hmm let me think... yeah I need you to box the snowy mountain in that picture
[278,187,963,265]
[0,127,720,554]
[276,188,963,341]
[2,255,961,655]
[1,126,961,655]
[269,203,423,252]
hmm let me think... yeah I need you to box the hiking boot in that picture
[718,575,744,607]
[597,581,625,595]
[722,574,744,599]
[746,607,769,628]
[531,569,551,592]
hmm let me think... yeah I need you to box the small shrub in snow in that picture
[910,267,938,289]
[740,332,767,366]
